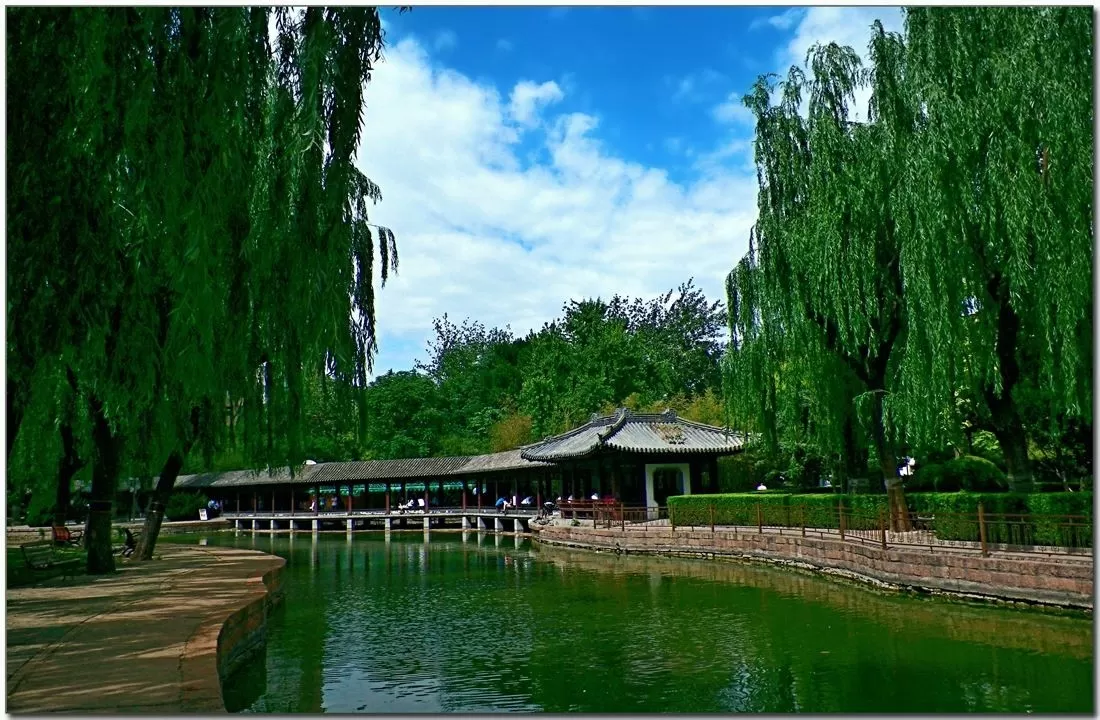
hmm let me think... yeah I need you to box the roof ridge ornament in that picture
[662,408,677,421]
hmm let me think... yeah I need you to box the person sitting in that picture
[521,496,534,506]
[417,497,426,512]
[756,482,768,491]
[590,492,599,501]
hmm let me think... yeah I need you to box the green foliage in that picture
[362,371,445,460]
[9,8,402,570]
[906,492,1091,545]
[910,455,1007,492]
[669,490,1090,547]
[165,492,209,522]
[25,496,56,528]
[727,9,1092,498]
[668,493,874,530]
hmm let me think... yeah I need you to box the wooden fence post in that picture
[800,504,806,537]
[621,502,625,531]
[879,509,887,550]
[756,503,763,534]
[838,499,845,540]
[709,504,715,533]
[978,502,989,557]
[671,506,676,531]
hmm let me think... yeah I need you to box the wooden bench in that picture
[20,540,82,579]
[52,525,83,547]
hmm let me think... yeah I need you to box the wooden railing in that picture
[665,501,1092,556]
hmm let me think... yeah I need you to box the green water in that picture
[179,531,1093,714]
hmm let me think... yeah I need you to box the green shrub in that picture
[909,455,1006,493]
[668,493,889,530]
[165,492,208,521]
[668,490,1090,547]
[906,491,1091,545]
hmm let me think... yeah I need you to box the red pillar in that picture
[346,484,353,513]
[385,483,390,513]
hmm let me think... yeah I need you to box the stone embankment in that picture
[6,544,283,713]
[534,524,1093,610]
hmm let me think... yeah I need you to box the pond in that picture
[171,531,1093,714]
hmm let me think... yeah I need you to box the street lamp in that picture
[129,478,141,521]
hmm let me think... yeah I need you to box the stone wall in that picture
[215,561,286,682]
[535,525,1094,609]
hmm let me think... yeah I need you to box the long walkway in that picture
[6,544,283,714]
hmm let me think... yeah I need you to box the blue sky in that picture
[356,6,904,376]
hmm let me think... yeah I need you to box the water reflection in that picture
[184,532,1092,714]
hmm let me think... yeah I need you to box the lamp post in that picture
[129,478,141,521]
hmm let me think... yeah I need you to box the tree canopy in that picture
[8,7,398,571]
[725,7,1092,511]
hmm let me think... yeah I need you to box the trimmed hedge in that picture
[667,491,1091,546]
[910,455,1007,492]
[165,492,208,521]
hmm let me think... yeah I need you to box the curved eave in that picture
[602,441,745,455]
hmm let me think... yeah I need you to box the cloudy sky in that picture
[356,6,904,376]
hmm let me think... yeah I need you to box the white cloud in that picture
[356,37,758,374]
[749,8,804,32]
[433,29,457,52]
[508,80,565,127]
[496,38,513,52]
[711,92,755,127]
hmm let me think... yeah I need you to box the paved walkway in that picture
[6,544,283,714]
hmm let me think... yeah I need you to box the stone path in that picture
[6,544,283,714]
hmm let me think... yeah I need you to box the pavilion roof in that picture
[520,408,746,462]
[172,448,549,490]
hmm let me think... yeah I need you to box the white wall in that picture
[644,462,692,508]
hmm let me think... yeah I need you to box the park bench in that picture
[52,524,83,547]
[20,540,82,580]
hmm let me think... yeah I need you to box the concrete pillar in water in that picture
[423,516,431,530]
[384,517,393,531]
[312,518,319,533]
[513,517,523,533]
[251,519,257,531]
[347,518,354,533]
[495,517,505,532]
[462,516,471,530]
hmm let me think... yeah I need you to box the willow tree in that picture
[733,33,914,528]
[894,7,1093,491]
[8,8,398,572]
[725,241,870,490]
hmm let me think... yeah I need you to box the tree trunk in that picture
[7,378,23,463]
[868,391,909,531]
[53,423,83,527]
[135,451,184,560]
[86,397,122,574]
[983,272,1034,493]
[138,406,201,560]
[990,420,1034,493]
